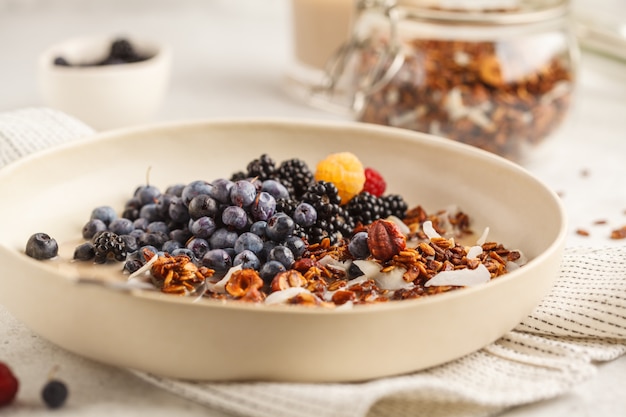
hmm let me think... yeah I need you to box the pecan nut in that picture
[367,219,407,262]
[225,269,264,298]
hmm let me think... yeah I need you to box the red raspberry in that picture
[362,167,386,197]
[0,362,19,407]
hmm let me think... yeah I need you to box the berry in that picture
[185,237,210,259]
[209,228,238,249]
[362,167,386,197]
[259,260,286,282]
[41,379,68,409]
[25,233,59,260]
[245,154,276,180]
[136,184,161,206]
[269,245,295,269]
[221,206,249,230]
[93,231,128,263]
[190,216,216,239]
[250,191,276,221]
[181,180,213,207]
[276,158,314,199]
[234,232,264,255]
[73,242,95,261]
[293,202,317,227]
[230,180,257,207]
[348,231,370,259]
[82,219,107,239]
[261,179,290,200]
[380,194,408,219]
[265,212,296,242]
[345,192,383,225]
[314,152,365,203]
[109,218,135,235]
[90,206,117,226]
[0,362,19,407]
[202,249,232,275]
[233,250,261,270]
[209,178,234,204]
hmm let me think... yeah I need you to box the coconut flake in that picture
[352,260,381,280]
[374,267,414,291]
[264,287,310,305]
[466,245,483,259]
[386,215,410,236]
[476,226,490,246]
[423,220,441,239]
[425,263,491,287]
[318,255,351,273]
[206,264,242,294]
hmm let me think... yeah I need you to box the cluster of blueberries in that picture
[73,176,368,284]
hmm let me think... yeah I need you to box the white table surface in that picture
[1,0,625,416]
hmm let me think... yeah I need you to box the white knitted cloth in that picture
[2,108,625,417]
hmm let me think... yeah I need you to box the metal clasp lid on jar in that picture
[311,0,570,116]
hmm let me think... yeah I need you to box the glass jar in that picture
[315,0,579,162]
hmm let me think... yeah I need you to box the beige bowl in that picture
[0,119,566,382]
[38,35,171,131]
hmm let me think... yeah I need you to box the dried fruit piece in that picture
[314,152,365,203]
[0,362,19,407]
[362,167,386,197]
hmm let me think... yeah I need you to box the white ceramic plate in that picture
[0,119,566,382]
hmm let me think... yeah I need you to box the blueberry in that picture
[190,216,216,239]
[171,247,198,262]
[250,191,276,221]
[233,250,261,270]
[25,233,59,260]
[169,228,192,244]
[186,237,210,259]
[168,196,190,223]
[82,219,107,239]
[137,231,168,249]
[133,217,149,231]
[188,194,218,220]
[258,240,277,262]
[261,179,290,200]
[182,180,213,207]
[259,260,286,282]
[222,206,248,230]
[109,218,135,235]
[202,248,232,275]
[293,202,317,227]
[265,212,295,242]
[162,239,183,254]
[124,258,144,273]
[250,220,267,237]
[230,180,257,207]
[209,228,238,249]
[41,379,68,409]
[233,232,264,255]
[210,178,234,204]
[136,184,161,206]
[90,206,117,226]
[119,234,138,253]
[139,203,161,223]
[348,262,365,279]
[73,242,95,261]
[54,56,70,66]
[269,245,295,269]
[155,194,173,218]
[284,236,306,258]
[348,231,370,259]
[165,183,186,197]
[146,221,169,235]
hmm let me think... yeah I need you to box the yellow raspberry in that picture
[314,152,365,203]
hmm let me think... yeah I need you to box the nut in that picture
[367,219,407,262]
[270,270,307,292]
[225,269,264,298]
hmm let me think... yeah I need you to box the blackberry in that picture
[245,154,276,181]
[301,181,341,207]
[93,232,128,263]
[275,198,299,217]
[276,158,314,199]
[300,181,354,244]
[380,194,408,219]
[345,192,383,226]
[229,171,247,182]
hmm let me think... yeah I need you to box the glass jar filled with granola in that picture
[315,0,578,162]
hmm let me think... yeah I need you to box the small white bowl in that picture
[38,35,171,131]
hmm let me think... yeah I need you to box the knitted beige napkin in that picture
[133,246,626,417]
[2,108,625,417]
